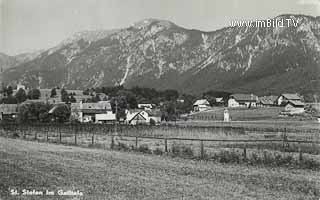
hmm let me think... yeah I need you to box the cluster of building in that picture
[193,93,306,114]
[0,84,315,123]
[70,101,161,125]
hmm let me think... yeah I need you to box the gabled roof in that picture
[286,100,305,107]
[230,94,258,102]
[71,101,112,112]
[281,93,301,100]
[128,112,147,123]
[193,99,210,106]
[258,96,278,105]
[71,101,111,110]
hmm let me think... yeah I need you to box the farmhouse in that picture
[228,94,258,108]
[193,99,210,112]
[0,104,18,121]
[126,110,150,125]
[257,96,278,107]
[284,100,305,114]
[70,101,115,123]
[276,93,302,106]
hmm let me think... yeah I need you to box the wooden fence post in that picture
[165,138,168,153]
[74,127,77,145]
[298,143,303,162]
[46,128,49,142]
[111,135,115,149]
[135,137,138,149]
[59,127,62,143]
[200,140,204,159]
[243,145,247,160]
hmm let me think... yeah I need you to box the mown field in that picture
[0,138,319,200]
[188,107,285,121]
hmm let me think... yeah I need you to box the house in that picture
[276,93,302,106]
[193,99,210,112]
[0,104,18,121]
[228,94,258,108]
[126,109,150,125]
[215,97,224,106]
[284,100,305,114]
[257,96,278,107]
[137,103,153,111]
[70,101,115,123]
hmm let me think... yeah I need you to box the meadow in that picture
[0,138,319,200]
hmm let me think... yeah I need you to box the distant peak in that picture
[130,18,175,29]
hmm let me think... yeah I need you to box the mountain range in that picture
[1,14,319,97]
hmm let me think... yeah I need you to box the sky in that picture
[0,0,319,55]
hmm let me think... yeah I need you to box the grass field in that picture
[0,138,319,200]
[188,107,286,121]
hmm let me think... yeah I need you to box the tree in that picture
[50,88,57,98]
[61,88,69,103]
[15,88,27,103]
[17,102,50,123]
[110,96,127,120]
[6,86,13,97]
[52,104,71,123]
[27,88,41,99]
[69,94,76,103]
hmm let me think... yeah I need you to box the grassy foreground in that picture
[0,138,319,200]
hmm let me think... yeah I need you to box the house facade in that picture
[284,100,305,114]
[228,94,258,108]
[276,93,302,106]
[0,104,18,121]
[70,101,115,123]
[193,99,210,112]
[126,110,150,125]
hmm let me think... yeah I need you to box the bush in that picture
[213,150,241,163]
[171,143,194,158]
[115,142,130,151]
[153,148,163,155]
[137,144,152,154]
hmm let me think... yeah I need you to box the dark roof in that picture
[230,94,258,102]
[0,104,18,114]
[71,101,112,111]
[286,100,305,107]
[258,96,278,105]
[281,93,301,100]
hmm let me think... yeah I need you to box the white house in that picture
[126,110,150,125]
[228,94,258,108]
[70,101,115,123]
[193,99,210,112]
[125,109,162,125]
[284,100,305,114]
[276,93,302,106]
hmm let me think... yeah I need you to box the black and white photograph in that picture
[0,0,319,199]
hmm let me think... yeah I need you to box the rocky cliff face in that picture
[1,15,319,95]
